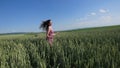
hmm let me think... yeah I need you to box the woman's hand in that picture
[55,32,59,34]
[53,32,59,36]
[56,32,59,34]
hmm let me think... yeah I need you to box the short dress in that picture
[47,29,54,42]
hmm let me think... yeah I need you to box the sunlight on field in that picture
[0,34,24,39]
[0,25,120,68]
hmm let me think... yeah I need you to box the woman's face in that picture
[49,21,52,26]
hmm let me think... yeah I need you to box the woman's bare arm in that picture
[53,32,59,36]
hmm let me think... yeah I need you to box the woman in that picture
[40,19,56,47]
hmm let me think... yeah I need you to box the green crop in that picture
[0,25,120,68]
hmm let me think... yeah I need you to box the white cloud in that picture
[55,16,120,31]
[100,16,112,23]
[79,17,88,21]
[11,29,16,32]
[91,12,96,16]
[99,9,107,13]
[55,8,120,31]
[66,16,120,30]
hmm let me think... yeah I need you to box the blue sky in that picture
[0,0,120,33]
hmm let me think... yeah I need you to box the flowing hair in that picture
[40,19,51,31]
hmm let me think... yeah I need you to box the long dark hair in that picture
[40,19,51,31]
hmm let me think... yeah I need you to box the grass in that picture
[0,25,120,68]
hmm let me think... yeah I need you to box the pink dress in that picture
[47,27,54,42]
[49,29,54,39]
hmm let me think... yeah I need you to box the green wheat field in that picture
[0,25,120,68]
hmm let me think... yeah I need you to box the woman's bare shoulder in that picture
[48,26,52,29]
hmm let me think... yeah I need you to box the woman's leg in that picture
[48,38,53,47]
